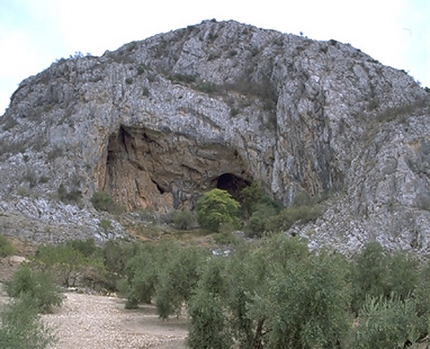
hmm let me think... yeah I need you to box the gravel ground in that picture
[42,293,188,349]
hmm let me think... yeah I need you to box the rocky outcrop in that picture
[0,20,429,251]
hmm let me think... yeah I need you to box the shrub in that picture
[265,253,352,348]
[5,265,64,313]
[172,209,196,230]
[99,218,112,231]
[240,183,264,219]
[91,190,121,213]
[0,293,56,349]
[137,63,146,75]
[170,73,196,83]
[195,81,218,94]
[0,234,16,258]
[196,189,240,233]
[245,201,278,237]
[57,183,82,204]
[265,205,322,232]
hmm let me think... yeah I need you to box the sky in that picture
[0,0,429,115]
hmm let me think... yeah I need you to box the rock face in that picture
[0,20,429,251]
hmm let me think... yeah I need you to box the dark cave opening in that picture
[216,173,250,201]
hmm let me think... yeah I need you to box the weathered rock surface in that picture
[0,19,429,252]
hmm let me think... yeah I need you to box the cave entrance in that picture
[216,173,250,201]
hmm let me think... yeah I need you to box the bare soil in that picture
[1,256,187,349]
[42,293,188,349]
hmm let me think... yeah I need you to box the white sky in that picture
[1,0,429,115]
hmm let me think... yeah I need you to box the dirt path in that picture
[42,293,188,349]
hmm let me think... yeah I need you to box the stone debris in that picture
[42,293,187,349]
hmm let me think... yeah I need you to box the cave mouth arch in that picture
[216,173,250,201]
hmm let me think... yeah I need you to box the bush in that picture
[91,190,123,214]
[0,294,56,349]
[195,81,218,94]
[196,189,240,233]
[245,201,278,238]
[5,265,64,313]
[240,183,264,219]
[0,234,15,258]
[57,183,82,204]
[265,205,322,232]
[172,209,196,230]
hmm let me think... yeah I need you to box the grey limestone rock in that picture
[0,19,429,252]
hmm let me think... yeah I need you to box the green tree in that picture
[264,252,352,348]
[352,295,420,349]
[187,256,231,349]
[155,245,207,319]
[196,189,240,232]
[33,240,105,289]
[187,289,232,349]
[0,294,56,349]
[123,243,161,308]
[5,265,64,313]
[186,234,352,349]
[351,242,419,314]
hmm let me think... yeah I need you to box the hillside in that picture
[0,19,429,253]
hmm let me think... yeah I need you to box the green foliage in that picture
[91,190,123,214]
[123,243,160,307]
[33,240,105,289]
[265,252,352,348]
[351,242,419,313]
[265,204,323,232]
[0,294,56,349]
[352,295,420,349]
[156,245,206,319]
[172,209,196,230]
[196,189,240,233]
[195,81,218,94]
[245,201,278,238]
[102,240,135,275]
[5,265,64,313]
[137,63,147,75]
[240,182,264,219]
[187,256,231,349]
[99,218,112,231]
[170,73,197,83]
[187,234,352,348]
[187,289,232,349]
[57,183,83,204]
[0,234,16,258]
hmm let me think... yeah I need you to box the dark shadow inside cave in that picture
[216,173,250,201]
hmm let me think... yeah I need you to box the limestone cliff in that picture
[0,20,429,251]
